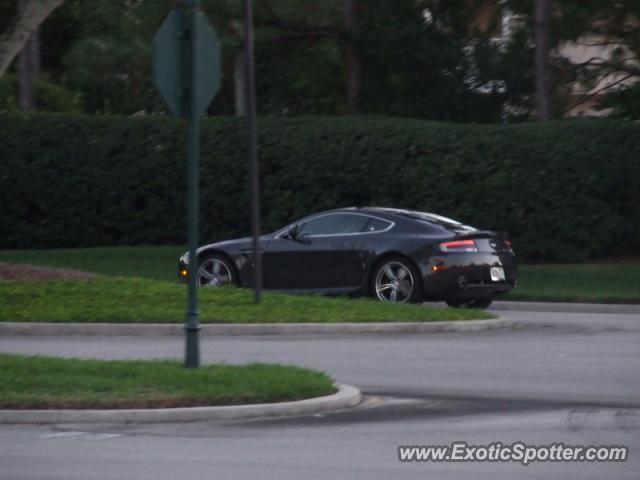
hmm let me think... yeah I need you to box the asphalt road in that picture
[1,307,639,479]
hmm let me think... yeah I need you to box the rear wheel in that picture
[445,300,465,308]
[446,296,493,309]
[371,256,422,303]
[197,254,237,288]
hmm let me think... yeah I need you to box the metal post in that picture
[244,0,262,303]
[185,0,201,368]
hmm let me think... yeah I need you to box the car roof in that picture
[316,207,397,221]
[334,207,477,231]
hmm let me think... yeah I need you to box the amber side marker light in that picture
[431,265,447,272]
[179,269,189,277]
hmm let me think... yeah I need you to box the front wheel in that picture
[371,257,422,303]
[197,254,237,288]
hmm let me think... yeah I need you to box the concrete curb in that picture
[0,384,361,424]
[491,301,640,315]
[0,318,513,336]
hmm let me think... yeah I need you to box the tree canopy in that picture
[0,0,638,119]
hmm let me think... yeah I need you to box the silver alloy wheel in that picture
[374,261,414,302]
[197,258,233,288]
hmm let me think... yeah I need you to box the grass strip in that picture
[0,353,335,409]
[4,246,637,305]
[505,264,640,304]
[0,246,182,282]
[0,278,491,323]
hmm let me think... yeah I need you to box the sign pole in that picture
[244,0,262,303]
[185,0,201,368]
[153,1,221,368]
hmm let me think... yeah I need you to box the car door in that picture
[262,213,369,290]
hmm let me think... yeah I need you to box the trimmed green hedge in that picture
[1,113,638,260]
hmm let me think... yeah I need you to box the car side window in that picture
[299,214,369,236]
[363,217,392,233]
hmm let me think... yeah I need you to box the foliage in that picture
[0,72,16,110]
[356,0,504,121]
[209,0,512,120]
[506,0,640,118]
[1,113,638,261]
[47,0,172,114]
[0,73,79,112]
[2,0,638,118]
[599,82,640,119]
[0,0,514,120]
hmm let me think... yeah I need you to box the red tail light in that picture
[439,239,478,252]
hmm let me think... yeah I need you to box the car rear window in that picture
[363,217,392,232]
[382,209,476,232]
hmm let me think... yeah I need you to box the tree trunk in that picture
[18,0,39,111]
[230,19,247,116]
[18,44,34,111]
[29,28,41,76]
[234,48,246,116]
[0,0,63,79]
[534,0,552,121]
[344,0,361,114]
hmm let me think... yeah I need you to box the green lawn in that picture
[1,246,637,312]
[0,246,182,282]
[0,246,493,322]
[0,279,491,323]
[0,353,335,409]
[506,263,640,304]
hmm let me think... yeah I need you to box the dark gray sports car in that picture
[178,207,517,308]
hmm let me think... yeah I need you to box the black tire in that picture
[370,256,423,303]
[466,297,493,309]
[196,254,238,288]
[446,300,465,308]
[446,297,493,309]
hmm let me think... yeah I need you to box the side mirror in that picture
[286,224,311,244]
[287,224,301,240]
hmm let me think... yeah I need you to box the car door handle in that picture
[239,248,264,254]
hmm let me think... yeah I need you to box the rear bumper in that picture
[451,282,513,300]
[421,252,517,301]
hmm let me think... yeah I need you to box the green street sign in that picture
[153,9,221,117]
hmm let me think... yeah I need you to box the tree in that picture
[507,0,640,118]
[57,0,172,114]
[355,0,505,121]
[206,0,350,115]
[555,0,640,117]
[0,0,63,78]
[0,0,517,120]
